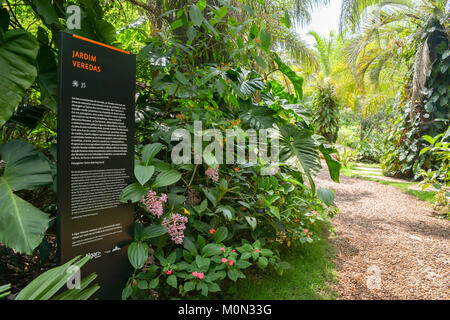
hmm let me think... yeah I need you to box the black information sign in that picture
[57,32,136,299]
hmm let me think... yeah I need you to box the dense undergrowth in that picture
[0,0,341,299]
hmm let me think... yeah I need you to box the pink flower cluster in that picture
[219,247,236,266]
[221,258,234,266]
[162,213,188,244]
[141,190,167,218]
[192,271,204,279]
[205,166,219,183]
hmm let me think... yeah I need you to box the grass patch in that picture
[340,166,357,177]
[355,163,382,169]
[223,222,338,300]
[405,189,436,203]
[341,165,436,204]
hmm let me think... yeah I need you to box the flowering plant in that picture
[119,3,340,300]
[123,230,279,299]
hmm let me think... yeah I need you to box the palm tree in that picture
[340,0,449,177]
[308,31,338,76]
[339,0,412,32]
[341,0,449,120]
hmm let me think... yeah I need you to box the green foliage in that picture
[279,124,321,179]
[120,143,182,204]
[345,0,450,178]
[123,233,280,299]
[0,0,122,131]
[0,284,11,299]
[338,147,357,167]
[356,139,383,164]
[14,255,99,300]
[311,81,340,144]
[418,131,449,214]
[0,30,39,126]
[338,110,393,164]
[0,0,342,300]
[273,53,304,100]
[383,37,450,177]
[0,140,52,254]
[225,221,337,300]
[117,1,341,299]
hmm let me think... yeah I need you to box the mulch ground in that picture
[316,168,449,300]
[0,235,58,295]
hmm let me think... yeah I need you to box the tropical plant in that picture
[1,256,99,300]
[418,130,450,216]
[310,80,340,144]
[0,284,11,299]
[115,1,342,299]
[0,139,53,254]
[338,147,358,167]
[339,0,449,177]
[123,223,278,299]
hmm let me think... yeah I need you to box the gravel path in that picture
[316,168,450,300]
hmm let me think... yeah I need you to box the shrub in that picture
[311,81,340,144]
[418,131,450,217]
[120,141,339,299]
[356,138,384,163]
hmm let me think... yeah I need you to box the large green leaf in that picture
[279,124,321,179]
[0,140,53,190]
[119,182,148,203]
[273,53,303,100]
[317,188,336,206]
[167,275,177,289]
[153,170,182,188]
[200,243,222,257]
[238,102,278,129]
[16,255,99,300]
[128,242,149,269]
[319,144,341,183]
[0,284,11,299]
[0,30,39,126]
[134,165,155,186]
[0,185,51,255]
[72,1,117,45]
[213,226,228,243]
[195,255,210,272]
[260,28,271,50]
[93,19,116,45]
[229,68,265,97]
[140,224,167,240]
[142,143,163,165]
[0,140,53,254]
[36,43,57,112]
[32,0,60,26]
[189,5,204,27]
[0,7,10,33]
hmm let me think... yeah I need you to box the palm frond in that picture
[339,0,413,32]
[273,29,319,70]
